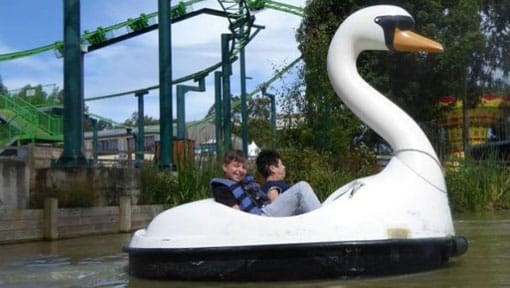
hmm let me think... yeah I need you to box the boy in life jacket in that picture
[255,149,292,201]
[211,150,321,217]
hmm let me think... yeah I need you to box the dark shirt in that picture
[211,183,238,207]
[261,180,290,195]
[212,178,270,209]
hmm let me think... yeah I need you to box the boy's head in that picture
[256,150,285,180]
[222,150,248,183]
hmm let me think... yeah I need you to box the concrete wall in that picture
[0,144,61,209]
[1,144,141,210]
[32,167,141,208]
[0,158,30,209]
[0,199,164,244]
[0,208,43,242]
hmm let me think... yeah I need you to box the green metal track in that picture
[0,0,304,145]
[247,0,304,17]
[0,0,207,62]
[188,55,302,128]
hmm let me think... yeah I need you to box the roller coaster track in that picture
[0,0,304,141]
[81,0,304,125]
[247,0,304,17]
[192,55,301,126]
[0,0,204,62]
[0,0,303,62]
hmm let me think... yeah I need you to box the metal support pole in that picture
[269,93,276,149]
[214,71,223,157]
[55,0,88,167]
[239,27,248,155]
[262,88,277,149]
[158,0,173,169]
[135,90,148,163]
[221,34,233,152]
[91,118,98,164]
[176,86,185,140]
[176,78,205,139]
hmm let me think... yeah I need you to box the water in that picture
[1,211,509,288]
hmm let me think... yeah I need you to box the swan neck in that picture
[327,31,439,163]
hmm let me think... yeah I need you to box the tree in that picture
[1,83,62,106]
[295,0,510,159]
[433,1,485,153]
[296,0,375,166]
[481,0,510,81]
[247,95,275,149]
[227,95,275,149]
[8,84,62,106]
[0,75,7,95]
[123,112,159,127]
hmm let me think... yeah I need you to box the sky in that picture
[0,0,305,124]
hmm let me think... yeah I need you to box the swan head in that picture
[331,5,443,56]
[327,5,446,185]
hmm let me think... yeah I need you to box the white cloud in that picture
[1,0,306,123]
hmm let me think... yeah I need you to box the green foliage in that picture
[173,154,220,205]
[123,112,160,127]
[139,165,179,205]
[295,0,375,156]
[230,95,276,149]
[279,148,377,201]
[54,184,95,208]
[139,154,221,205]
[7,84,62,106]
[446,157,510,212]
[480,1,510,79]
[293,0,510,160]
[0,75,7,95]
[136,149,510,214]
[31,179,95,208]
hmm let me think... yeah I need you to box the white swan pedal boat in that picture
[124,5,468,281]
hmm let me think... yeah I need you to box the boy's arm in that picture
[212,185,239,208]
[267,186,281,202]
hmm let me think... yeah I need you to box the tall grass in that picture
[446,156,510,212]
[173,154,221,205]
[139,153,221,206]
[279,148,377,201]
[139,148,510,213]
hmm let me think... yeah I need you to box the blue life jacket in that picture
[211,175,269,215]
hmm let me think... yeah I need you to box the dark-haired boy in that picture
[211,149,321,217]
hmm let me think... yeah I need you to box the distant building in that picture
[83,122,243,165]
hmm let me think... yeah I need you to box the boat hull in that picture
[124,236,467,281]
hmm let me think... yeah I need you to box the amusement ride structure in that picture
[0,0,304,165]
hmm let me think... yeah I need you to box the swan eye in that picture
[375,15,415,50]
[374,15,415,31]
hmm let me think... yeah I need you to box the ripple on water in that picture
[0,250,129,288]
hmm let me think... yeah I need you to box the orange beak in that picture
[393,28,443,53]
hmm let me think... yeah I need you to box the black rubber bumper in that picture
[124,236,468,281]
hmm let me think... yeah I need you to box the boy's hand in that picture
[268,188,280,202]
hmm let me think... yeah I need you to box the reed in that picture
[279,148,376,201]
[139,154,220,205]
[446,155,510,212]
[140,149,510,213]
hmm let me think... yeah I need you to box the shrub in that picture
[279,148,376,201]
[138,165,178,205]
[446,157,510,212]
[139,153,221,205]
[49,180,95,208]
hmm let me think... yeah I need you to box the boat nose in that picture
[451,236,468,257]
